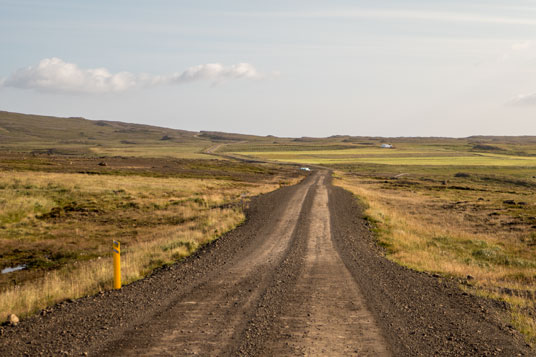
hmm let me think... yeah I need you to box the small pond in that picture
[1,265,27,274]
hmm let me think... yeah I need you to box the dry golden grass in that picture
[0,170,297,321]
[334,172,536,343]
[0,208,241,319]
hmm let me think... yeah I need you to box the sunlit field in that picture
[233,148,536,166]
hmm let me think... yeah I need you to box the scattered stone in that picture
[503,200,516,205]
[97,162,107,166]
[8,314,19,326]
[466,275,474,280]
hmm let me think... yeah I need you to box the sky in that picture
[1,0,536,137]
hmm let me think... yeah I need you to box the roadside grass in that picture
[1,208,241,320]
[0,169,301,321]
[333,168,536,343]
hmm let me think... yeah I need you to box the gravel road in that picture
[0,171,531,356]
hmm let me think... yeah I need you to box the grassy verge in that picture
[0,164,302,321]
[333,168,536,343]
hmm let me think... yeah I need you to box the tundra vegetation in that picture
[3,110,536,344]
[225,136,536,343]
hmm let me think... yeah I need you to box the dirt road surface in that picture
[0,171,531,356]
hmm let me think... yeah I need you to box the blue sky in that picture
[1,0,535,137]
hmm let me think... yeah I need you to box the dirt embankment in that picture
[0,171,531,356]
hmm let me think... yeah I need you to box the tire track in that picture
[265,173,390,355]
[237,171,390,356]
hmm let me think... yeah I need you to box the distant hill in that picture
[198,131,262,142]
[1,110,535,155]
[467,135,536,144]
[0,111,198,145]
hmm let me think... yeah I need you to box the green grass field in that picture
[229,141,536,166]
[234,151,536,166]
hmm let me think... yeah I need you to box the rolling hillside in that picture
[0,111,269,157]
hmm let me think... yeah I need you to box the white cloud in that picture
[1,58,264,94]
[171,63,261,84]
[507,93,536,106]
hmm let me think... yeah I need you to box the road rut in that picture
[259,173,389,355]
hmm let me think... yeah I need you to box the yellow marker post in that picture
[113,240,121,289]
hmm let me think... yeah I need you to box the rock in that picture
[8,314,19,326]
[503,200,516,205]
[467,275,474,280]
[98,162,107,166]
